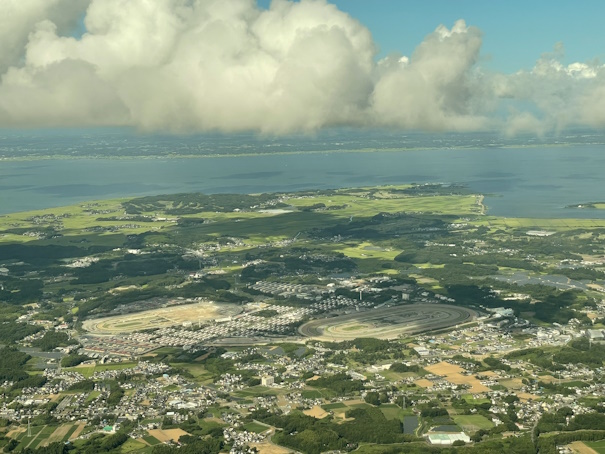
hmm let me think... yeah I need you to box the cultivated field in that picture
[148,428,189,443]
[82,301,241,334]
[424,361,490,393]
[303,406,329,419]
[298,304,476,341]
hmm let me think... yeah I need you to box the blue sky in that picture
[259,0,605,73]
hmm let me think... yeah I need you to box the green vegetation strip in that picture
[142,436,162,446]
[63,424,80,441]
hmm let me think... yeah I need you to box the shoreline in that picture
[0,141,598,162]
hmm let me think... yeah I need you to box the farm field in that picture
[8,423,84,451]
[570,441,602,454]
[452,415,494,431]
[424,362,490,394]
[147,428,189,443]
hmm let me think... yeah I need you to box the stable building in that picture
[428,433,470,445]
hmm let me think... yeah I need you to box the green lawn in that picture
[349,403,372,409]
[379,404,403,420]
[27,425,57,450]
[142,435,162,446]
[120,438,150,453]
[461,394,491,405]
[586,440,605,454]
[85,390,101,403]
[452,415,494,431]
[301,389,323,399]
[322,402,347,410]
[15,425,46,451]
[243,422,270,434]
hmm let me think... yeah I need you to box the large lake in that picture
[1,145,605,218]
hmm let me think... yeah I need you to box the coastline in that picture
[0,140,598,162]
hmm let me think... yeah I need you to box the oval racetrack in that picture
[298,303,476,341]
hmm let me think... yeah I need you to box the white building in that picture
[428,433,470,445]
[261,376,274,386]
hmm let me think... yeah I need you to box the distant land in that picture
[1,134,605,219]
[2,128,605,161]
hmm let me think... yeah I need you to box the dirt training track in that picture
[82,301,241,335]
[298,303,476,341]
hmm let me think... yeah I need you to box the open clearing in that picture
[452,415,494,431]
[299,304,475,341]
[250,442,293,454]
[83,301,240,334]
[570,441,600,454]
[148,428,189,443]
[425,361,490,393]
[303,406,330,419]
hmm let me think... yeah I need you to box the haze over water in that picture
[1,131,605,218]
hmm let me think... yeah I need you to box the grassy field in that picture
[472,216,605,231]
[14,425,46,451]
[378,403,403,420]
[142,435,162,446]
[85,390,101,403]
[65,362,137,378]
[235,386,279,397]
[120,438,151,453]
[0,198,178,246]
[585,440,605,453]
[322,402,347,411]
[243,422,270,434]
[301,389,323,399]
[452,415,494,431]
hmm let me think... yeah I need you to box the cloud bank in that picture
[0,0,603,134]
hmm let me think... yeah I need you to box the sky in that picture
[313,0,605,74]
[0,0,604,135]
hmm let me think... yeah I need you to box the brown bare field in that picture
[538,375,557,383]
[69,423,86,440]
[250,442,293,454]
[304,406,329,419]
[425,361,464,375]
[425,361,490,393]
[203,417,224,425]
[148,428,189,443]
[276,396,289,409]
[415,379,435,388]
[40,424,73,447]
[516,392,540,402]
[342,399,365,406]
[480,371,499,378]
[7,427,25,438]
[569,441,598,454]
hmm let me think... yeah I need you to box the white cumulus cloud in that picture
[0,0,603,134]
